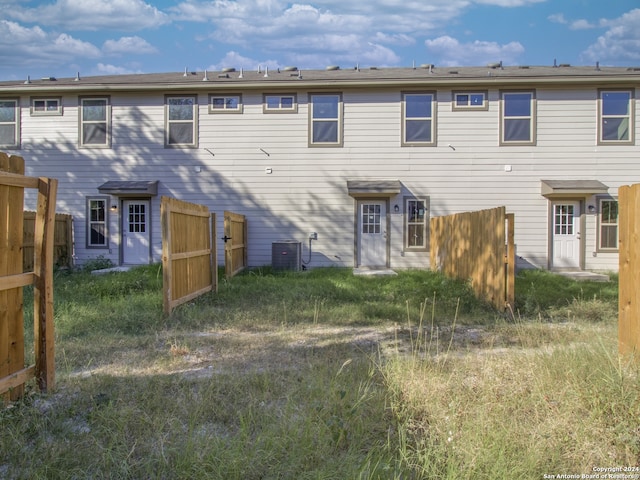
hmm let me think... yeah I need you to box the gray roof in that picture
[2,64,640,93]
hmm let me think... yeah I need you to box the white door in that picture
[358,201,387,267]
[122,200,150,264]
[551,202,581,269]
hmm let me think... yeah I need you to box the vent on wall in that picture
[272,241,302,271]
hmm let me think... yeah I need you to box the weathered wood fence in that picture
[0,153,57,402]
[24,211,73,271]
[430,206,515,310]
[619,184,640,358]
[161,197,218,315]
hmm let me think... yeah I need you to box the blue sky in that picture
[1,0,639,80]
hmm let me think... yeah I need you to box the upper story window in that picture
[599,90,634,145]
[209,94,242,113]
[453,91,488,110]
[309,93,342,146]
[0,98,19,149]
[501,91,535,145]
[31,97,62,116]
[598,198,619,251]
[402,92,436,146]
[264,94,297,113]
[166,95,198,147]
[404,197,429,251]
[80,97,110,148]
[87,197,109,248]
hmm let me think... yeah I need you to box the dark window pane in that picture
[313,121,338,143]
[602,92,630,116]
[313,96,338,119]
[0,102,16,122]
[83,123,107,144]
[504,93,531,117]
[169,124,194,144]
[169,100,194,120]
[83,100,106,121]
[0,125,15,144]
[602,118,629,141]
[406,120,431,142]
[90,224,106,245]
[406,95,432,118]
[504,119,530,142]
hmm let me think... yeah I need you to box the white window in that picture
[402,92,436,146]
[598,198,618,251]
[87,197,109,248]
[264,94,297,113]
[501,91,535,145]
[166,95,198,147]
[0,98,19,148]
[405,197,429,250]
[209,94,242,113]
[453,92,487,110]
[309,93,342,146]
[31,97,62,116]
[80,97,110,148]
[599,90,633,144]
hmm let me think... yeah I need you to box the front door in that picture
[122,200,150,264]
[551,201,581,269]
[358,201,388,267]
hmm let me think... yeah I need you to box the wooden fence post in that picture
[619,184,640,359]
[33,177,58,392]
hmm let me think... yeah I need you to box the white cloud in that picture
[103,36,158,56]
[472,0,546,6]
[581,8,640,64]
[570,19,596,30]
[548,13,566,24]
[0,20,100,70]
[424,35,525,66]
[94,63,144,75]
[6,0,170,31]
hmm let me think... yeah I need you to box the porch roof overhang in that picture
[98,180,159,197]
[347,179,401,198]
[540,179,608,198]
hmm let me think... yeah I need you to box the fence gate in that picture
[0,153,57,402]
[430,206,515,311]
[223,211,247,279]
[161,197,217,315]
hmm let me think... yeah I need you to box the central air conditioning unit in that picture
[272,240,302,271]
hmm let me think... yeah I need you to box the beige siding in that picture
[12,84,638,271]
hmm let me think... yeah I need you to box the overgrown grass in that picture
[4,265,635,479]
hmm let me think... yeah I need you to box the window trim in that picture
[263,94,298,113]
[208,93,242,114]
[500,90,536,146]
[0,97,20,149]
[596,196,619,252]
[308,92,343,147]
[598,88,634,145]
[79,96,111,148]
[403,196,430,252]
[452,91,488,111]
[165,94,198,148]
[30,97,63,116]
[86,196,110,249]
[402,91,437,147]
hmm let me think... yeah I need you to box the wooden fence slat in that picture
[619,184,640,358]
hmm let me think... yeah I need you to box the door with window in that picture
[122,200,150,264]
[358,201,388,267]
[551,202,581,269]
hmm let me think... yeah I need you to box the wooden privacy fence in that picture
[619,184,640,358]
[0,153,57,402]
[161,196,217,315]
[223,211,248,279]
[430,206,515,310]
[24,211,73,271]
